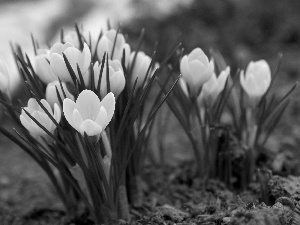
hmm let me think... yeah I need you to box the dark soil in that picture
[2,0,300,224]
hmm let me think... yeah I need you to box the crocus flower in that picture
[97,29,131,65]
[34,42,91,84]
[34,49,57,84]
[46,80,74,108]
[64,30,97,54]
[0,58,10,95]
[180,48,214,97]
[199,66,230,106]
[63,90,115,138]
[129,51,153,89]
[20,98,61,138]
[93,60,125,98]
[240,60,271,102]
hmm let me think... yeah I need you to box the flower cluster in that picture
[0,25,295,224]
[0,27,171,224]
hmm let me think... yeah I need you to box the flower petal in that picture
[82,43,91,72]
[20,114,33,131]
[50,42,74,55]
[75,90,101,120]
[99,92,115,128]
[180,56,192,85]
[53,103,62,123]
[50,53,72,82]
[72,108,84,132]
[27,98,39,110]
[63,98,76,128]
[79,119,102,136]
[34,55,57,84]
[188,48,209,65]
[95,106,108,128]
[40,99,53,116]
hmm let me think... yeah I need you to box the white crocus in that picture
[63,90,115,139]
[240,60,271,104]
[129,51,153,89]
[64,30,97,54]
[97,29,131,65]
[20,98,61,138]
[180,48,214,97]
[93,60,125,98]
[46,80,74,108]
[0,58,10,95]
[34,49,57,84]
[34,42,91,84]
[50,42,91,83]
[200,66,230,106]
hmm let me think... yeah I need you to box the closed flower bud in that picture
[34,49,58,84]
[240,60,271,104]
[93,60,125,98]
[20,98,61,138]
[180,48,214,97]
[97,29,131,65]
[200,66,230,106]
[63,90,115,140]
[46,80,74,108]
[34,43,91,84]
[129,51,153,89]
[49,42,91,83]
[0,58,10,95]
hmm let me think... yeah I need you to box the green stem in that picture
[128,175,143,207]
[118,184,130,221]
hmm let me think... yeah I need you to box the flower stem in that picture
[118,184,130,221]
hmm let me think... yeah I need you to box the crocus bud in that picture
[93,60,125,98]
[46,80,74,108]
[129,51,153,89]
[97,29,131,65]
[240,60,271,105]
[0,58,10,95]
[34,49,58,84]
[63,90,115,140]
[49,42,91,84]
[20,98,61,138]
[180,48,214,97]
[34,43,91,84]
[200,66,230,106]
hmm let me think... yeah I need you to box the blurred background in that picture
[1,0,300,93]
[1,0,300,221]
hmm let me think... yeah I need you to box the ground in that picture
[1,0,300,224]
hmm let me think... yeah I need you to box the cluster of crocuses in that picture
[0,27,176,224]
[166,48,295,188]
[0,26,295,223]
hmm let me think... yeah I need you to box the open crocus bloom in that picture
[63,90,115,138]
[34,42,91,84]
[20,98,61,138]
[240,60,271,102]
[46,80,75,108]
[93,60,125,98]
[97,29,131,65]
[180,48,214,97]
[200,66,230,106]
[0,58,10,95]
